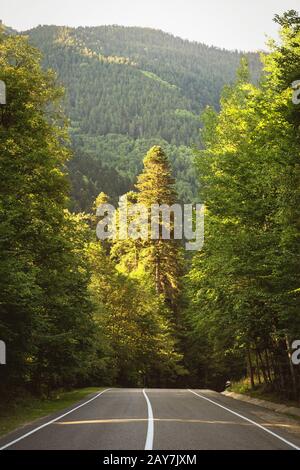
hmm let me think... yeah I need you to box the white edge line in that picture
[0,388,112,450]
[143,388,154,450]
[188,389,300,450]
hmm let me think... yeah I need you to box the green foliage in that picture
[184,14,300,396]
[1,12,299,399]
[24,25,261,210]
[87,146,187,385]
[0,32,97,396]
[88,241,184,387]
[0,387,102,437]
[68,149,131,211]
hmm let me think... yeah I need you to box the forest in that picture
[0,10,300,403]
[25,23,261,210]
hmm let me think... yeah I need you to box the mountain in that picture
[23,25,261,209]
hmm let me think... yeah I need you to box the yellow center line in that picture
[56,418,300,430]
[57,418,258,426]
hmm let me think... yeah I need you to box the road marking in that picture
[0,388,111,450]
[55,418,299,428]
[188,389,300,450]
[143,388,154,450]
[58,418,148,425]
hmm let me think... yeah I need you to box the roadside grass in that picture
[229,377,300,408]
[0,387,102,438]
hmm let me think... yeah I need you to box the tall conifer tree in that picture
[136,146,183,309]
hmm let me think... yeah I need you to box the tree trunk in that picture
[285,334,298,399]
[247,347,255,389]
[257,349,269,384]
[255,350,262,384]
[155,251,160,294]
[264,349,272,383]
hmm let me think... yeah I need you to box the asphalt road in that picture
[1,388,300,450]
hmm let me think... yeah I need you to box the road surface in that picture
[0,388,300,450]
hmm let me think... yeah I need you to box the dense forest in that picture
[24,24,261,209]
[0,10,300,402]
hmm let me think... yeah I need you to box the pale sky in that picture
[1,0,299,51]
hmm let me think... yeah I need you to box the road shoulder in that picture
[223,391,300,418]
[222,390,300,440]
[0,387,103,441]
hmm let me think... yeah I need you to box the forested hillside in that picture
[24,25,261,209]
[1,10,299,405]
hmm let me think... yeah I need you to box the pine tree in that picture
[88,191,184,386]
[135,146,183,309]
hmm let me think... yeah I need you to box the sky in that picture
[1,0,299,51]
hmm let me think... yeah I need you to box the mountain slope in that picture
[24,25,261,209]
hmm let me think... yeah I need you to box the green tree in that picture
[87,238,184,386]
[185,24,300,396]
[0,32,95,396]
[135,146,183,309]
